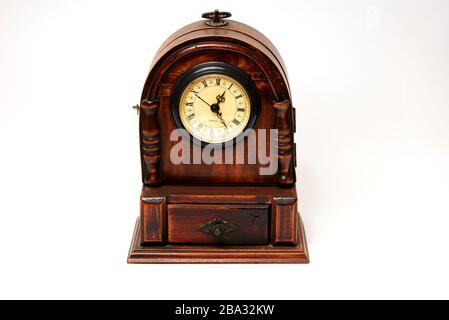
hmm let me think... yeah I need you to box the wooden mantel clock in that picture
[128,10,309,263]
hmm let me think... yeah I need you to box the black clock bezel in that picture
[170,61,259,148]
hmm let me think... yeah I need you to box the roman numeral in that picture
[232,119,241,126]
[228,83,234,90]
[237,107,245,112]
[235,94,243,99]
[202,80,208,87]
[186,102,193,106]
[190,90,199,94]
[216,78,221,85]
[187,114,195,120]
[196,123,203,130]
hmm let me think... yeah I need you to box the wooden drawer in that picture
[167,204,269,245]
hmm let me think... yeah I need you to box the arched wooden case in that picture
[128,12,309,263]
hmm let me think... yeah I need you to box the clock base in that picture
[127,216,309,264]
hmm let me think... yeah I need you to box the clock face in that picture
[178,74,252,144]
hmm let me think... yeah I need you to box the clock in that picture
[128,10,309,264]
[171,62,259,145]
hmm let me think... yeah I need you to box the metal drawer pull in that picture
[200,218,237,238]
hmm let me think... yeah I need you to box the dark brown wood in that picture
[141,186,298,245]
[142,184,296,203]
[153,51,282,185]
[146,20,291,99]
[138,20,296,186]
[272,197,298,246]
[128,216,309,264]
[273,100,295,185]
[167,204,269,245]
[129,14,308,264]
[140,196,166,244]
[140,100,161,186]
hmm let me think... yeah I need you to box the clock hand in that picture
[220,89,227,99]
[194,94,223,122]
[209,102,227,129]
[195,89,227,128]
[216,90,226,104]
[217,112,228,129]
[214,89,229,129]
[194,93,212,107]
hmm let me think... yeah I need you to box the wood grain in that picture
[273,100,294,185]
[140,100,161,186]
[167,204,269,245]
[272,197,298,246]
[130,15,307,264]
[128,216,309,264]
[139,20,296,186]
[140,197,166,244]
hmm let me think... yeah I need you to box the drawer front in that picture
[167,204,269,245]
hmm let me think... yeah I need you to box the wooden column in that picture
[272,100,294,185]
[140,99,161,186]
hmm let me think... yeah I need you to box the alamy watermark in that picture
[170,129,279,176]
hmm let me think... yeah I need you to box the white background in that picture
[1,0,448,299]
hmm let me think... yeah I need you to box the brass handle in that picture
[202,10,232,27]
[200,218,237,238]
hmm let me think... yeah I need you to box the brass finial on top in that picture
[202,9,232,27]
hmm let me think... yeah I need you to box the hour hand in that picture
[216,90,226,103]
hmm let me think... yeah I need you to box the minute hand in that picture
[194,94,212,107]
